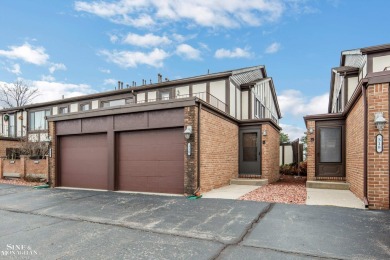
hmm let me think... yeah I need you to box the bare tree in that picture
[0,80,39,108]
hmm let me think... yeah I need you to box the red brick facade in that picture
[367,83,389,209]
[346,96,364,200]
[306,120,316,181]
[199,108,239,192]
[0,138,20,157]
[0,156,48,179]
[261,123,281,183]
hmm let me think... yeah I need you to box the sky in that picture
[1,0,390,140]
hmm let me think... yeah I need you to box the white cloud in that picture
[103,78,117,85]
[265,42,281,54]
[99,48,169,68]
[109,34,119,43]
[6,64,21,75]
[0,43,49,65]
[0,80,95,104]
[215,47,251,59]
[279,123,306,141]
[49,63,67,74]
[99,68,111,74]
[176,44,201,60]
[122,33,171,48]
[41,75,55,81]
[74,0,289,28]
[278,89,329,118]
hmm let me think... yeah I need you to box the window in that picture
[254,99,266,119]
[160,91,170,100]
[59,106,69,114]
[101,99,125,108]
[80,103,90,111]
[30,110,51,131]
[8,113,16,137]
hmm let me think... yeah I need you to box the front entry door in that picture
[239,129,261,175]
[316,122,345,177]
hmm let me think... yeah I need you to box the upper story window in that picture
[80,103,90,111]
[101,99,125,108]
[254,100,265,119]
[160,91,170,101]
[59,106,69,114]
[30,110,51,131]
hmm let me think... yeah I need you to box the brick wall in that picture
[306,120,316,181]
[184,106,198,194]
[261,123,280,183]
[48,121,56,187]
[0,138,21,157]
[0,156,48,179]
[200,108,238,192]
[346,96,364,200]
[367,83,389,209]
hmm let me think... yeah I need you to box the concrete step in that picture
[306,181,350,190]
[230,178,268,186]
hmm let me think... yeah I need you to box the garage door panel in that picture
[117,128,184,194]
[60,134,108,190]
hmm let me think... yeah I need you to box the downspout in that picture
[193,102,202,195]
[362,83,369,208]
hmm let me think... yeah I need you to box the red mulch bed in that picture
[0,178,45,187]
[240,175,307,204]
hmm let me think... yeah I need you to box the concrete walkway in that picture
[306,188,366,209]
[202,184,259,199]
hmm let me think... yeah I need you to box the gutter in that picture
[362,83,369,208]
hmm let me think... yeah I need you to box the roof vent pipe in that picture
[118,81,121,90]
[121,82,123,89]
[158,73,162,83]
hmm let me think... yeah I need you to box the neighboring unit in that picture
[0,66,282,195]
[304,44,390,210]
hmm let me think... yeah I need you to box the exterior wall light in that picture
[374,112,387,133]
[308,127,314,134]
[184,126,192,140]
[262,129,267,136]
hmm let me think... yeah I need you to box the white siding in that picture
[209,80,225,104]
[0,116,3,135]
[347,76,359,101]
[175,86,189,97]
[22,111,27,134]
[137,92,146,103]
[236,88,241,120]
[229,82,236,117]
[251,92,255,119]
[52,107,58,115]
[279,146,283,165]
[70,103,78,113]
[373,55,390,72]
[193,83,206,101]
[91,100,99,109]
[242,91,248,120]
[28,133,39,142]
[16,112,22,137]
[148,91,156,101]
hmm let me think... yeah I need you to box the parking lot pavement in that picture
[0,184,389,260]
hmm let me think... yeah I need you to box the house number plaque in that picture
[376,134,383,153]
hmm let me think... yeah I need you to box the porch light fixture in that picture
[262,129,267,136]
[184,126,192,140]
[374,112,387,133]
[308,127,314,134]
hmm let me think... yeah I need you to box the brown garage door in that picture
[59,134,108,190]
[117,128,184,194]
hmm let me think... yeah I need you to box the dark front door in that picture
[239,129,261,175]
[316,121,345,177]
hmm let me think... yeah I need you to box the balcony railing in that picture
[134,92,228,113]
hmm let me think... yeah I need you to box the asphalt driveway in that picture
[0,184,389,259]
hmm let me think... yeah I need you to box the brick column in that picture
[261,123,280,183]
[0,158,3,179]
[48,121,56,187]
[184,106,198,194]
[20,155,27,179]
[367,83,389,209]
[306,120,316,181]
